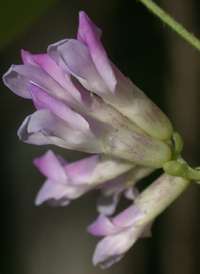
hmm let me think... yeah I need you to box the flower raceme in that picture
[34,150,155,268]
[33,150,190,269]
[3,10,183,269]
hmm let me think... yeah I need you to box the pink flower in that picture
[33,150,136,206]
[2,11,178,269]
[3,11,173,168]
[48,11,173,141]
[88,204,153,269]
[34,150,154,213]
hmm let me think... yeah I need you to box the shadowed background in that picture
[1,0,200,273]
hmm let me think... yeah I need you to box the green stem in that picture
[138,0,200,52]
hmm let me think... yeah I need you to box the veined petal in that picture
[22,50,145,133]
[20,109,101,153]
[90,155,135,185]
[21,50,91,107]
[17,114,52,145]
[3,65,31,99]
[135,173,190,226]
[28,83,91,134]
[76,12,173,141]
[103,129,172,168]
[48,39,115,99]
[112,204,145,228]
[77,11,116,93]
[33,150,68,184]
[6,65,72,102]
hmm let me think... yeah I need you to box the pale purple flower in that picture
[34,150,154,211]
[88,204,153,269]
[48,11,173,141]
[3,61,172,167]
[1,10,182,270]
[34,150,135,206]
[3,11,173,168]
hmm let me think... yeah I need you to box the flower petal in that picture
[33,150,68,184]
[28,82,92,134]
[35,178,93,206]
[92,225,145,269]
[64,154,99,184]
[112,204,145,228]
[17,114,52,145]
[135,173,190,226]
[3,65,31,99]
[103,129,172,168]
[124,187,139,200]
[87,214,121,236]
[48,39,113,99]
[96,190,122,216]
[35,179,71,206]
[77,11,116,93]
[20,109,102,153]
[90,155,135,185]
[21,50,91,107]
[65,153,135,186]
[47,198,71,207]
[77,11,102,42]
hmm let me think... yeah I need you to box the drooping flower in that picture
[88,173,190,269]
[49,11,173,141]
[2,10,183,270]
[34,150,154,211]
[3,11,173,169]
[88,204,153,269]
[34,150,135,206]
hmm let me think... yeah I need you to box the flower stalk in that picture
[138,0,200,52]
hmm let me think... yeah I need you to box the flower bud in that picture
[163,160,189,177]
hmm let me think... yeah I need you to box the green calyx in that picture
[163,132,200,183]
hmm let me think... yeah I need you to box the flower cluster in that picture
[3,11,190,269]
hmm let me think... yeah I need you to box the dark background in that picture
[1,0,200,273]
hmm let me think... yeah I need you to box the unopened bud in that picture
[163,160,189,178]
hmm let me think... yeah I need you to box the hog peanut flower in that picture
[88,204,152,269]
[3,10,184,269]
[33,150,135,206]
[3,11,173,169]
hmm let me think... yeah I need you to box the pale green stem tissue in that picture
[138,0,200,52]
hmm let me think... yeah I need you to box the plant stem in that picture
[138,0,200,52]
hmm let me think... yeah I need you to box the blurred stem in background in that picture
[138,0,200,51]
